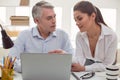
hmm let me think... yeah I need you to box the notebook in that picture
[20,53,72,80]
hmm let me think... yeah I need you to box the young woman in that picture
[72,1,117,72]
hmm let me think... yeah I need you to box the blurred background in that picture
[0,0,120,64]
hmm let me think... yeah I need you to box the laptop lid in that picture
[21,53,72,80]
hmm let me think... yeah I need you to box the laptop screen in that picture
[21,53,72,80]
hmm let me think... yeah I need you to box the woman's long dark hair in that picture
[73,1,107,26]
[95,6,107,26]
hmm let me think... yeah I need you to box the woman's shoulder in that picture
[101,24,117,41]
[101,24,117,36]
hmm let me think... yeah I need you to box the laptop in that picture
[21,53,72,80]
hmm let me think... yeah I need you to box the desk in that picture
[13,72,120,80]
[71,72,120,80]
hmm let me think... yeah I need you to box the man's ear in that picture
[34,18,39,24]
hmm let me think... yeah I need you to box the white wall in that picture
[0,0,20,6]
[0,0,120,41]
[0,0,120,63]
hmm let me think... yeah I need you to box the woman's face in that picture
[74,10,94,32]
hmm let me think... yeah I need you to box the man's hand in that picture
[48,49,66,54]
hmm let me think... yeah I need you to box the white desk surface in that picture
[13,71,120,80]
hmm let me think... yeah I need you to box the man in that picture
[9,1,74,72]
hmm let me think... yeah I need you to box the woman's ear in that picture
[91,13,96,20]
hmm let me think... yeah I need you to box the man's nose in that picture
[52,18,56,23]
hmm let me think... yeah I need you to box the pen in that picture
[2,57,5,67]
[6,56,10,69]
[95,61,102,63]
[4,56,7,68]
[80,72,95,79]
[9,57,16,69]
[71,72,81,80]
[8,57,12,69]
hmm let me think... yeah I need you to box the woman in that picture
[72,1,117,72]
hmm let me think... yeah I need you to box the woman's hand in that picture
[71,63,85,72]
[48,49,66,54]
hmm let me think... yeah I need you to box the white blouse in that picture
[75,23,117,72]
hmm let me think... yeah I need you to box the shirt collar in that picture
[99,23,113,39]
[32,27,57,38]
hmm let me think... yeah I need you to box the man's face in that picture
[36,8,56,33]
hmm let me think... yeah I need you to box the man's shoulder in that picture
[20,27,33,33]
[54,29,70,39]
[18,27,34,37]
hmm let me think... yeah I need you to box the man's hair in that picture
[32,1,54,19]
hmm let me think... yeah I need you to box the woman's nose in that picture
[76,21,80,25]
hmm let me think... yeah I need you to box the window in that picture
[0,7,6,45]
[100,8,116,31]
[71,9,79,48]
[0,7,6,24]
[54,7,62,28]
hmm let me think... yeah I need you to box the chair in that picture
[113,50,118,65]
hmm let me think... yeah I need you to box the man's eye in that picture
[54,15,56,18]
[47,17,52,20]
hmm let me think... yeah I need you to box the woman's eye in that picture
[78,17,82,21]
[74,16,82,22]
